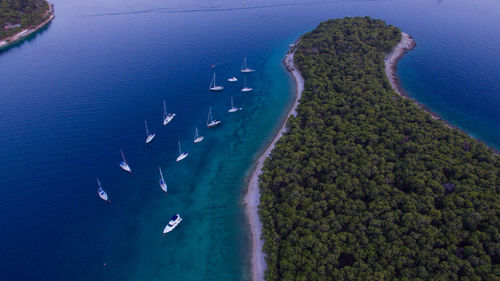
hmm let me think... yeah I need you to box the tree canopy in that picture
[259,17,500,280]
[0,0,51,40]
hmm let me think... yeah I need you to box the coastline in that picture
[385,32,499,154]
[0,2,55,49]
[245,29,499,281]
[384,32,416,99]
[385,32,456,128]
[244,44,304,281]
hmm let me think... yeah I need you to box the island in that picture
[256,17,500,280]
[0,0,54,49]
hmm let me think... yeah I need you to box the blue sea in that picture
[0,0,499,280]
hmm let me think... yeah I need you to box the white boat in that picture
[145,120,156,144]
[241,57,255,73]
[207,106,221,128]
[163,214,182,235]
[176,140,188,162]
[163,100,176,126]
[228,96,241,113]
[159,167,167,193]
[209,73,224,91]
[97,178,109,202]
[227,77,238,82]
[119,148,132,173]
[194,127,204,143]
[241,75,253,92]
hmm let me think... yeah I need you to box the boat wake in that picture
[87,0,375,17]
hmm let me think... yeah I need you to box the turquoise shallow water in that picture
[0,0,499,280]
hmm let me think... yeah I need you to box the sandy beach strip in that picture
[244,45,304,281]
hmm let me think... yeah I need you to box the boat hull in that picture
[120,162,132,173]
[146,133,156,144]
[163,114,176,126]
[207,120,221,128]
[194,136,204,143]
[176,152,188,162]
[159,179,167,193]
[163,216,182,234]
[98,190,109,202]
[209,86,224,91]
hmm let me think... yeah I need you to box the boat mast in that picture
[145,120,149,136]
[207,106,212,125]
[178,140,181,154]
[159,167,164,180]
[120,148,126,163]
[210,73,215,88]
[231,96,234,108]
[195,128,198,139]
[163,100,167,119]
[97,178,102,189]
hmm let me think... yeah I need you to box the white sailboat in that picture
[145,120,156,144]
[119,148,132,173]
[97,178,109,202]
[163,100,176,125]
[194,127,204,143]
[209,73,224,91]
[241,57,255,73]
[241,75,253,92]
[207,106,221,128]
[163,214,182,235]
[227,77,238,82]
[159,167,167,193]
[228,96,241,113]
[176,140,188,162]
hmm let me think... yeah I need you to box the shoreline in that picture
[0,2,55,50]
[385,32,499,154]
[244,44,304,281]
[386,32,467,129]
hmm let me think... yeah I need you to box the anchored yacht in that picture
[163,100,176,125]
[207,106,221,128]
[163,214,182,234]
[209,73,224,91]
[119,148,132,173]
[97,178,109,202]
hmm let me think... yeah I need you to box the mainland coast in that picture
[0,2,55,49]
[244,44,304,281]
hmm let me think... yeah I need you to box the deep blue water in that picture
[0,0,499,280]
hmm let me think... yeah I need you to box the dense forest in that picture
[0,0,51,40]
[259,17,500,280]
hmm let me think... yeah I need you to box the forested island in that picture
[259,17,500,280]
[0,0,53,44]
